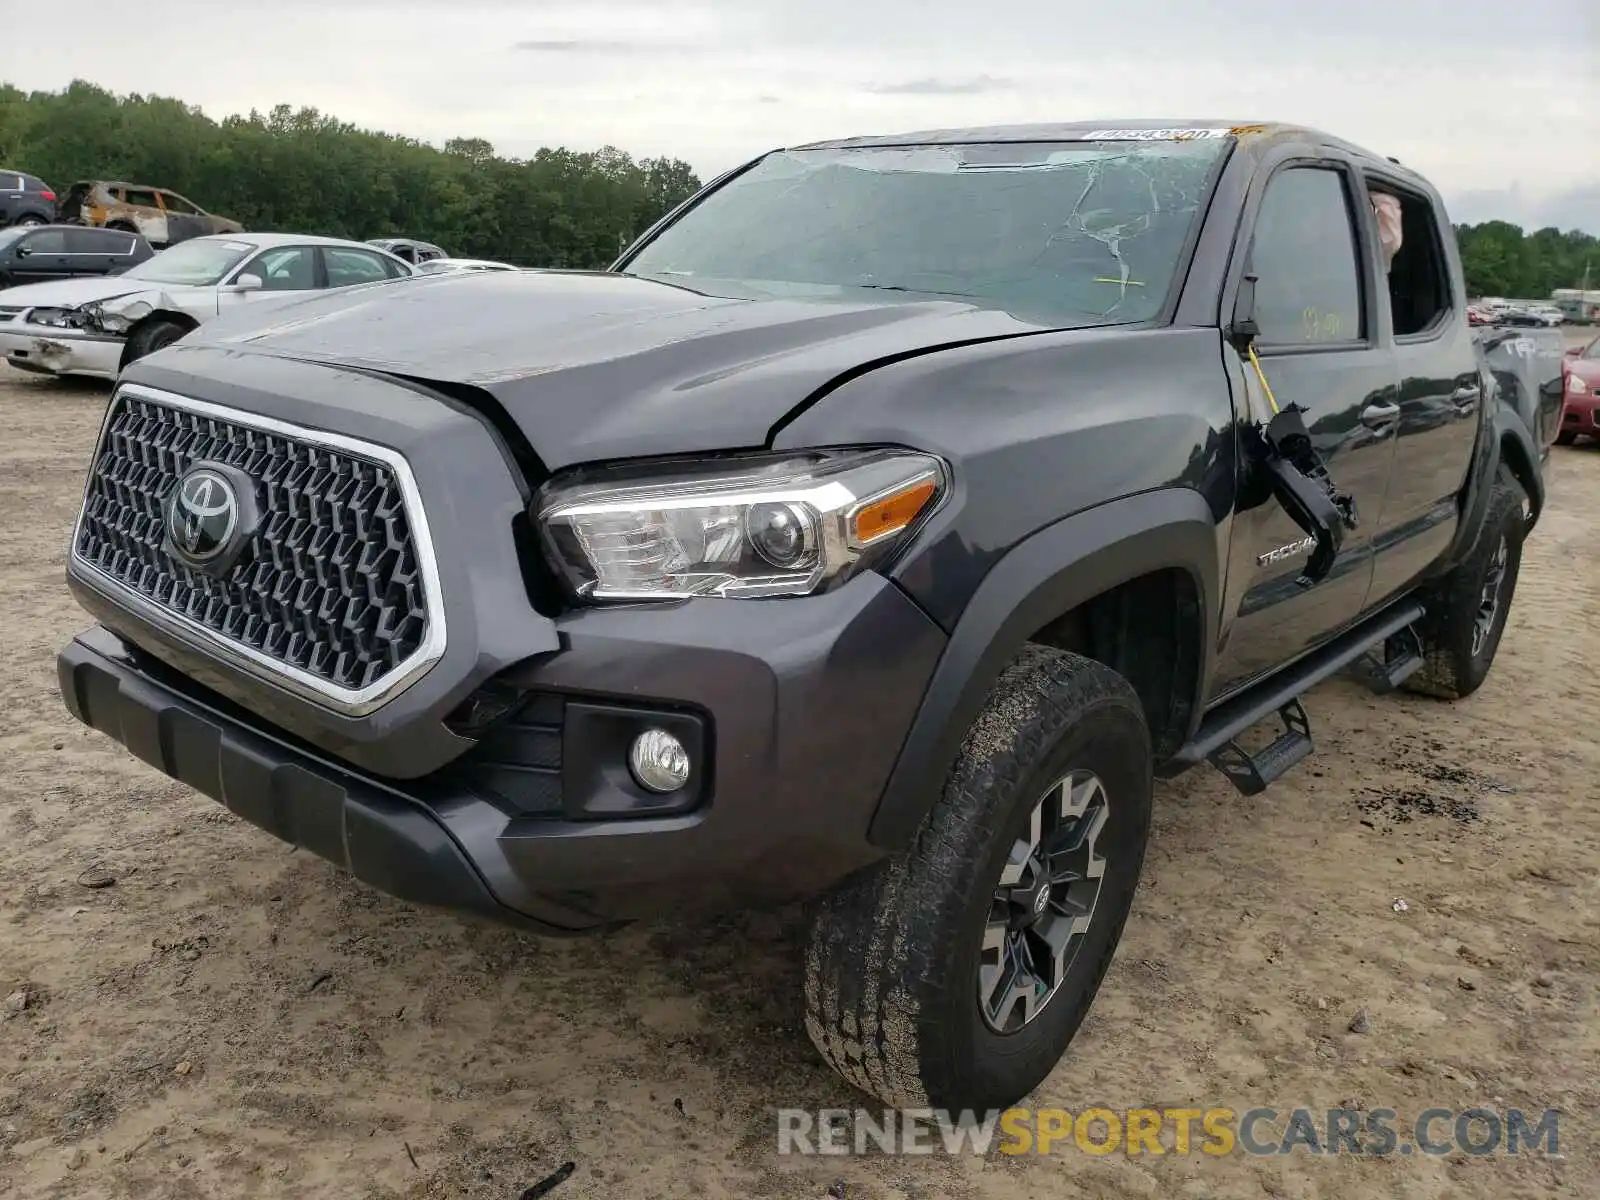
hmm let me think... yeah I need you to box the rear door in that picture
[1211,159,1399,694]
[1359,178,1485,606]
[60,226,116,275]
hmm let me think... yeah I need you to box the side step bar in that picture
[1161,600,1426,793]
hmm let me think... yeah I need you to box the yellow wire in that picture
[1246,344,1280,415]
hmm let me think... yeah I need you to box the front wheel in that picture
[1403,467,1528,700]
[803,646,1152,1111]
[119,317,191,371]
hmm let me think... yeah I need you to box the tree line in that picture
[0,81,703,269]
[0,81,1595,297]
[1453,222,1596,301]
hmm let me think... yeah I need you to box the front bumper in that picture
[59,569,946,931]
[0,323,122,379]
[1561,391,1599,434]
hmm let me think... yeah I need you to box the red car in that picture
[1561,335,1600,444]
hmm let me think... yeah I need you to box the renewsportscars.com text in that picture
[776,1106,1562,1158]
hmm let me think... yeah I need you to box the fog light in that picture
[629,728,691,793]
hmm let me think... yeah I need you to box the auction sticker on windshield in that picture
[1081,128,1232,141]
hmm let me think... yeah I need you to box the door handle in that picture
[1360,402,1400,428]
[1451,385,1481,410]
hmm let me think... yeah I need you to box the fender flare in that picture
[1434,400,1543,577]
[867,487,1221,849]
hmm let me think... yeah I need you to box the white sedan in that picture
[0,232,416,380]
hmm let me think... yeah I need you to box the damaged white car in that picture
[0,232,416,380]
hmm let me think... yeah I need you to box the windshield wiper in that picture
[852,283,982,300]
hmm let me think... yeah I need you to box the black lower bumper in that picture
[58,625,603,932]
[57,572,948,933]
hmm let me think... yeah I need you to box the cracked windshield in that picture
[623,139,1226,325]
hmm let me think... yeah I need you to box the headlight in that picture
[80,299,150,334]
[28,307,79,329]
[536,449,948,601]
[1570,372,1587,395]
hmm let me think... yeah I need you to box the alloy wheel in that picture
[978,769,1109,1034]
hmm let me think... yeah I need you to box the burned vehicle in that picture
[57,180,243,247]
[57,122,1556,1113]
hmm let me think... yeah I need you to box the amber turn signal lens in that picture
[852,478,937,545]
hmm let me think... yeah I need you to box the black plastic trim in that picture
[867,487,1219,848]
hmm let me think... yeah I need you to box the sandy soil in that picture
[0,351,1596,1200]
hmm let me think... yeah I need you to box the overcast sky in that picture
[5,0,1597,231]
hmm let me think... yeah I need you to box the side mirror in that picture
[230,273,264,293]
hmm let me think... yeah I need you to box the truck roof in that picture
[793,119,1421,182]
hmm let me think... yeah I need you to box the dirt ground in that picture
[1,345,1596,1200]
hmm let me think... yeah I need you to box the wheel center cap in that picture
[1031,885,1051,917]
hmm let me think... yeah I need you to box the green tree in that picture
[1455,220,1598,298]
[0,80,702,269]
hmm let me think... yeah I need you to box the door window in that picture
[324,248,396,288]
[1370,187,1451,338]
[160,191,201,215]
[120,188,160,209]
[245,246,317,290]
[70,228,135,253]
[19,229,67,254]
[1248,167,1366,347]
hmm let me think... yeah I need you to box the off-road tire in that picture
[1555,430,1577,446]
[121,317,191,371]
[803,646,1153,1111]
[1403,467,1528,700]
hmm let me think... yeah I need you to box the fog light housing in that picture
[629,728,692,793]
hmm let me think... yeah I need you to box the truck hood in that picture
[188,269,1068,468]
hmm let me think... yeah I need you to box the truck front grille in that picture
[71,386,441,707]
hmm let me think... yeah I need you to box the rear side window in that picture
[1248,167,1366,346]
[0,174,20,191]
[324,247,397,287]
[1375,188,1451,338]
[66,228,132,253]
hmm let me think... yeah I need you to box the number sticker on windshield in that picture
[1081,128,1232,141]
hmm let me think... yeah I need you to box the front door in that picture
[12,228,70,284]
[1211,162,1399,695]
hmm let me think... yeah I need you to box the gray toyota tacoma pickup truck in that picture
[56,120,1559,1113]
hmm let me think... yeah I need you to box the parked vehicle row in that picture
[0,233,417,379]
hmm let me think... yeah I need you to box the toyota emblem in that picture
[166,466,240,565]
